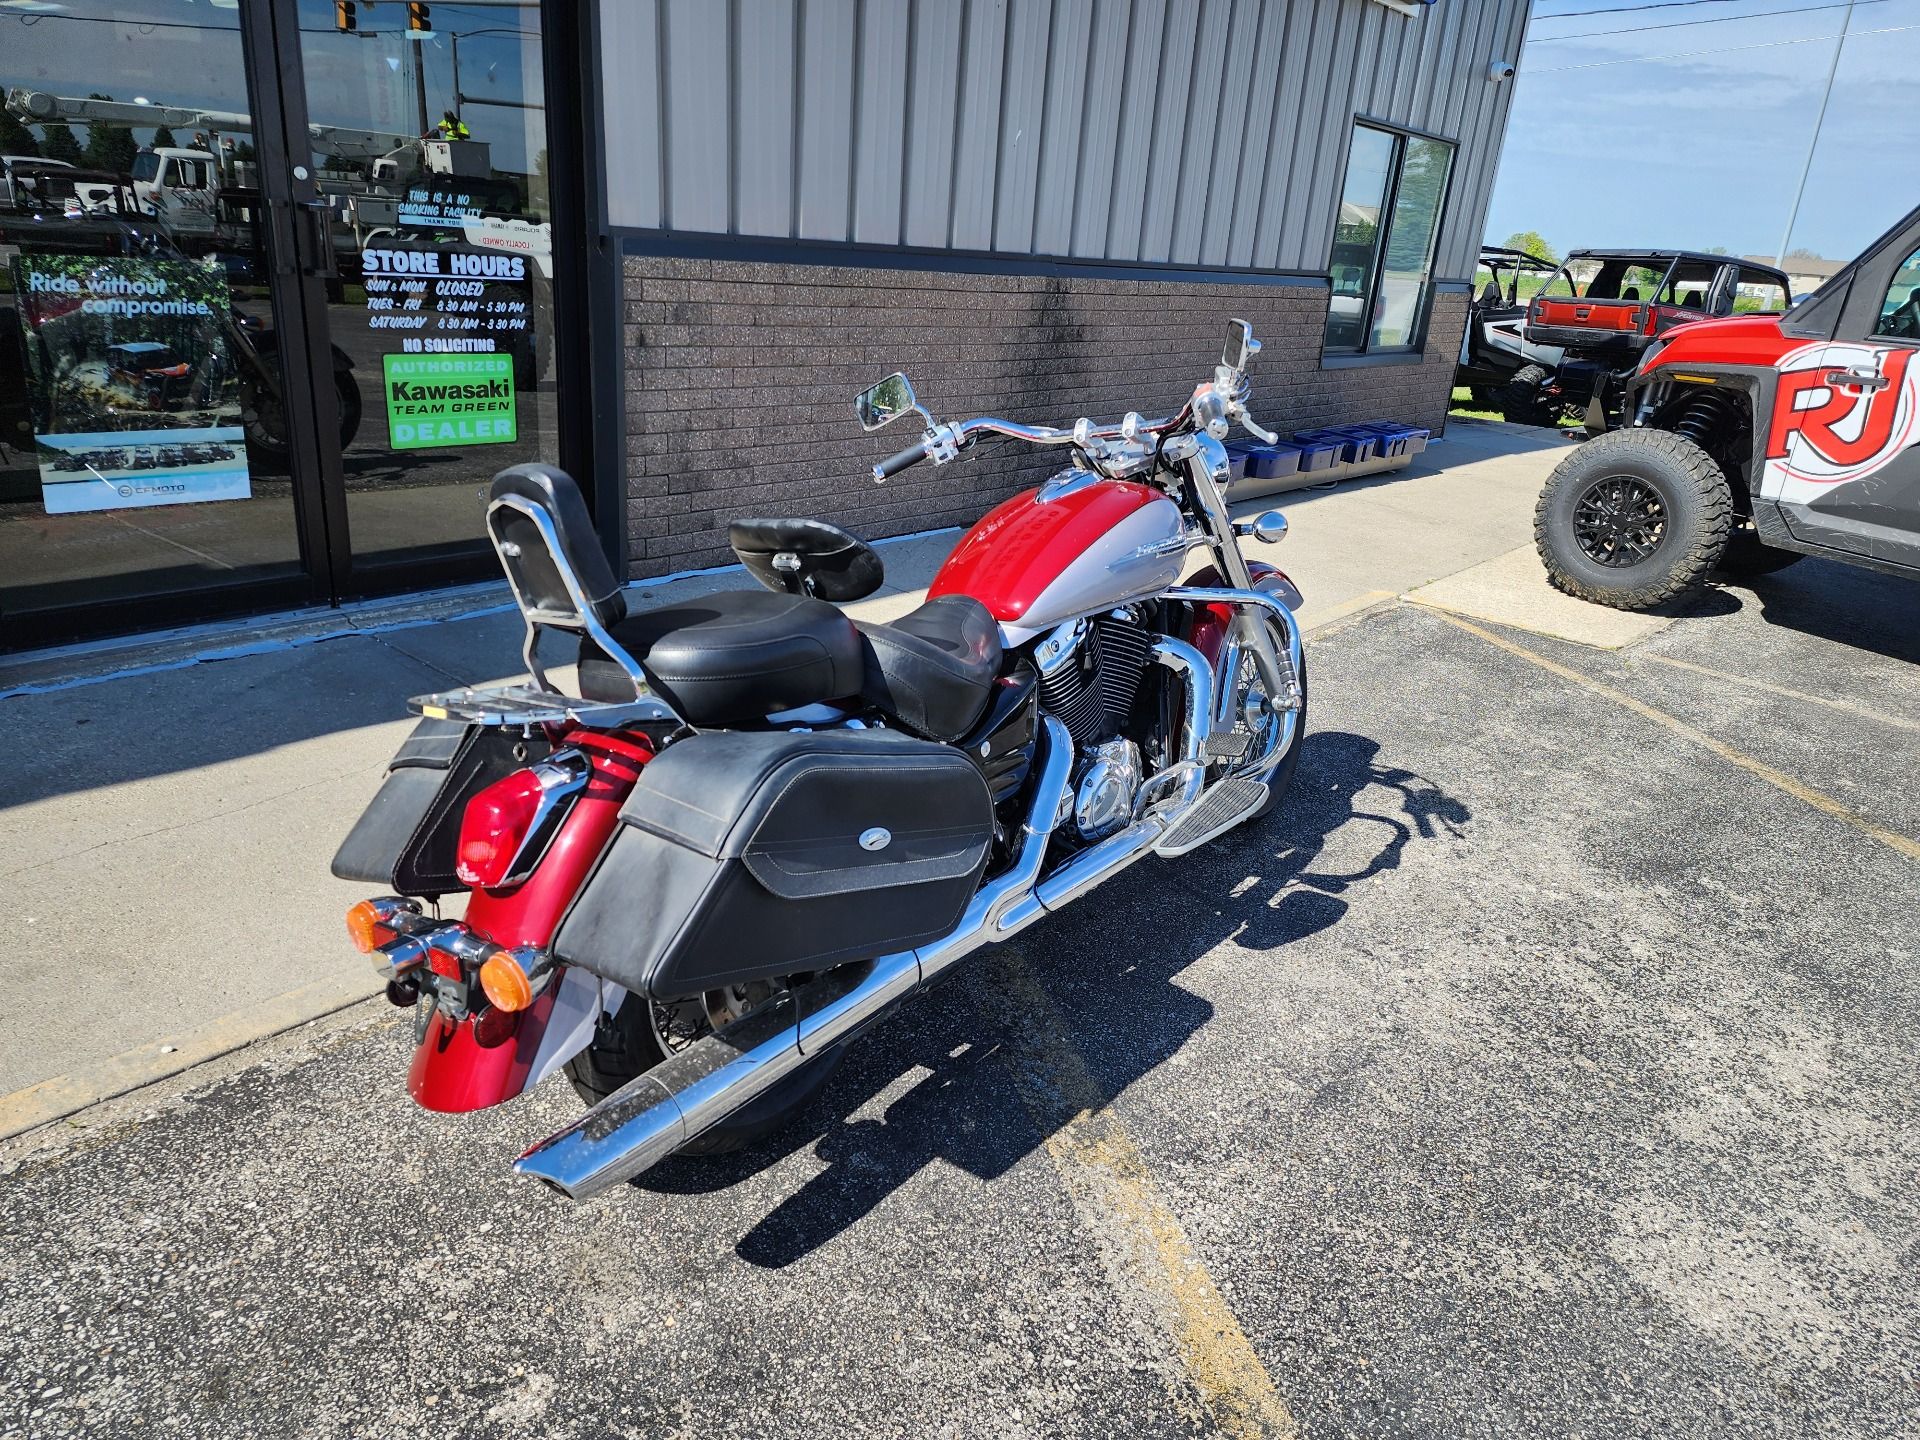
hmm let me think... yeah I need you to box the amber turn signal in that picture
[479,949,533,1013]
[345,899,388,954]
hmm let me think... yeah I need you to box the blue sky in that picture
[1485,0,1920,264]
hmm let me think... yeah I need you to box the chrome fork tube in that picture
[1181,432,1291,700]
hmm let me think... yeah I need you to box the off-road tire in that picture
[1500,363,1560,427]
[1535,428,1733,611]
[1717,524,1805,579]
[565,996,842,1156]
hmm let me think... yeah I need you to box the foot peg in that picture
[1154,777,1270,856]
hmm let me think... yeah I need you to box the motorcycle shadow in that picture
[640,730,1470,1268]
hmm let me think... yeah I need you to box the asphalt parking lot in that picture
[4,553,1917,1440]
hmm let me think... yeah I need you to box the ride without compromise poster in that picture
[9,254,251,515]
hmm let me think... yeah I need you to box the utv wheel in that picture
[565,986,842,1156]
[1499,363,1560,427]
[1717,524,1805,579]
[1535,429,1733,611]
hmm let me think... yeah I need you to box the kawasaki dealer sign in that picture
[383,354,517,449]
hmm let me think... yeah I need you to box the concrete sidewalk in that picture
[0,419,1569,1134]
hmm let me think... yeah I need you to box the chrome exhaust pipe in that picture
[516,638,1223,1202]
[514,717,1076,1200]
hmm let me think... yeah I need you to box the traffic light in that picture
[334,0,356,32]
[406,3,432,35]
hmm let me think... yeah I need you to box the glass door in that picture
[0,0,328,647]
[289,0,561,590]
[0,0,567,652]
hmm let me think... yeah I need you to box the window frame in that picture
[1870,240,1920,342]
[1322,118,1458,360]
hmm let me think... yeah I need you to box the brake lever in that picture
[1232,400,1277,445]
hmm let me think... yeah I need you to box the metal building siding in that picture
[599,0,1530,279]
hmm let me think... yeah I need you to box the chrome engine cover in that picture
[1072,738,1144,841]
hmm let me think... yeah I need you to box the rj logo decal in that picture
[1765,342,1916,486]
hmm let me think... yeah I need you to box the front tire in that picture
[1243,656,1307,822]
[1535,428,1733,611]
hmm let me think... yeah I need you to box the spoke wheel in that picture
[1571,474,1668,567]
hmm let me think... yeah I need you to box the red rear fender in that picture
[408,728,652,1114]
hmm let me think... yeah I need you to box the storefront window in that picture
[1,3,308,633]
[0,0,563,650]
[1324,123,1456,356]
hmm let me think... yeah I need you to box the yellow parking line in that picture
[988,951,1299,1439]
[1640,654,1920,734]
[1436,611,1920,864]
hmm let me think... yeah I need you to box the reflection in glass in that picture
[1367,136,1453,351]
[1324,125,1396,352]
[295,0,560,575]
[0,1,307,638]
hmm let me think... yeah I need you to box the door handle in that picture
[294,198,340,281]
[1826,366,1889,392]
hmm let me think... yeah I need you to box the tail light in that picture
[455,752,589,889]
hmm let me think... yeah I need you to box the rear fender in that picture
[407,729,651,1114]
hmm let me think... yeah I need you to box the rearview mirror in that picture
[855,372,920,432]
[1222,318,1260,370]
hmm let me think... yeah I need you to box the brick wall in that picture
[620,253,1469,578]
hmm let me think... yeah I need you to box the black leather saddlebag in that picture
[330,718,552,897]
[553,728,993,997]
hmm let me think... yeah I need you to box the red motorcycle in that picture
[335,319,1307,1200]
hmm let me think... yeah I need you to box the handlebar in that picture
[873,441,928,481]
[869,407,1191,483]
[866,374,1274,483]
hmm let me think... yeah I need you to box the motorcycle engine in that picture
[1040,611,1156,842]
[1072,738,1143,841]
[1038,611,1154,746]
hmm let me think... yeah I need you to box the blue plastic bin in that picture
[1290,436,1340,471]
[1295,427,1372,464]
[1244,443,1301,480]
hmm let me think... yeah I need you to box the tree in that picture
[151,125,177,150]
[1503,230,1558,264]
[81,95,140,175]
[0,109,38,157]
[39,123,83,165]
[1786,246,1824,262]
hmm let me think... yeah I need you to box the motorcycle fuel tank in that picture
[928,477,1187,643]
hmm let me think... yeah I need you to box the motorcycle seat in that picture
[579,589,865,725]
[856,595,1003,741]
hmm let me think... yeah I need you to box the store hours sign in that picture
[362,243,528,449]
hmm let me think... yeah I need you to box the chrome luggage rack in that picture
[406,685,672,729]
[404,466,682,732]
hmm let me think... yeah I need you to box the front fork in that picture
[1178,431,1300,707]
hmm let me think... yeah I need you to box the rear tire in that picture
[1535,429,1733,611]
[1717,524,1805,579]
[566,991,842,1156]
[1500,363,1561,427]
